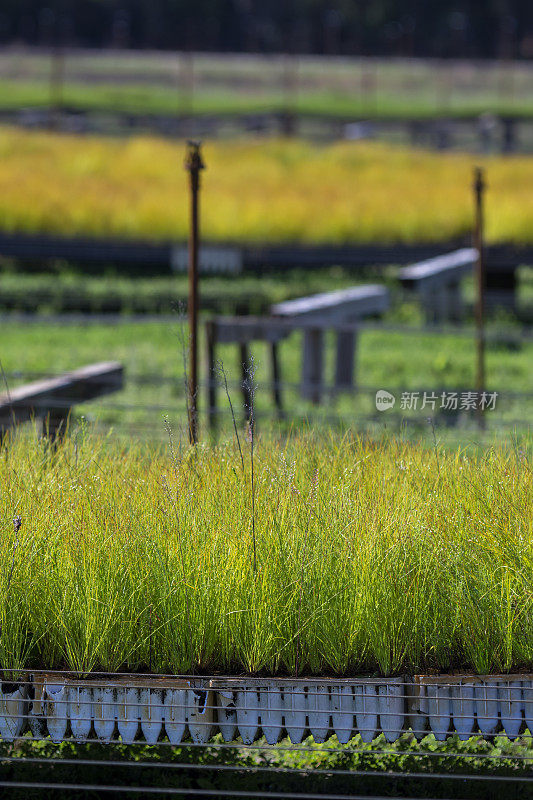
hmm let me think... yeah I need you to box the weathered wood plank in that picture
[273,285,389,396]
[335,331,357,390]
[207,281,390,412]
[0,361,123,429]
[301,329,324,403]
[400,248,479,323]
[399,248,477,290]
[271,284,389,323]
[210,316,290,344]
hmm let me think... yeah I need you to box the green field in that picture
[2,48,533,796]
[2,49,533,119]
[5,78,533,119]
[1,313,532,442]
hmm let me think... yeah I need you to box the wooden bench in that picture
[0,361,124,441]
[205,317,290,432]
[399,248,477,324]
[205,315,371,431]
[271,284,390,402]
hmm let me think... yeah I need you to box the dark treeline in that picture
[1,0,533,59]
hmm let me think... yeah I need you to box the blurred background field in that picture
[0,5,532,453]
[0,128,533,244]
[2,315,531,446]
[0,123,531,447]
[1,49,533,120]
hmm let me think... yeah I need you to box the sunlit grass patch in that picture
[0,128,532,243]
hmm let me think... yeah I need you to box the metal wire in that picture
[0,783,458,799]
[1,315,532,342]
[6,369,533,401]
[3,668,533,800]
[9,668,533,688]
[1,684,530,716]
[1,757,533,784]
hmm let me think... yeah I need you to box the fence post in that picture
[179,49,195,136]
[185,141,205,444]
[281,53,298,136]
[473,166,486,430]
[301,328,324,404]
[49,8,65,130]
[269,342,284,420]
[205,320,217,438]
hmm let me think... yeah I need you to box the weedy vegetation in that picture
[0,428,531,678]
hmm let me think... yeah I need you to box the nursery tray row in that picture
[1,673,532,746]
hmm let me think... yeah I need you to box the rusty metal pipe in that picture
[473,166,486,430]
[185,141,205,444]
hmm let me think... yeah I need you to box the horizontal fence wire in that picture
[4,370,533,400]
[0,785,459,800]
[3,673,533,731]
[2,396,530,434]
[3,411,529,446]
[0,315,532,341]
[3,374,533,407]
[1,315,531,443]
[4,394,533,413]
[2,672,533,795]
[2,757,533,782]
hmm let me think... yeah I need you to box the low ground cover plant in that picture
[0,430,531,677]
[3,734,533,800]
[0,267,531,317]
[1,128,533,244]
[0,268,363,316]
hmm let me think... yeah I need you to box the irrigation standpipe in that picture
[185,141,205,445]
[473,166,486,431]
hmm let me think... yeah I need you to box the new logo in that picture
[375,390,396,411]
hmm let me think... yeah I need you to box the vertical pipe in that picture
[240,343,252,423]
[270,342,284,420]
[185,141,205,444]
[179,49,194,136]
[473,166,486,430]
[205,320,217,439]
[49,4,65,130]
[50,46,64,128]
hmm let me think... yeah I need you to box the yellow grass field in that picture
[0,126,532,244]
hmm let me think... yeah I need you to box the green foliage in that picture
[2,733,533,799]
[0,269,361,316]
